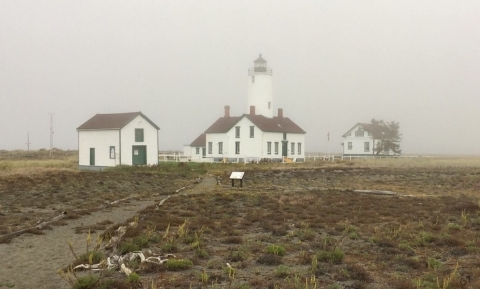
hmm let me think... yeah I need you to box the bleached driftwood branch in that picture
[74,250,176,276]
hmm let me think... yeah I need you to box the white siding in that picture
[205,117,306,161]
[120,115,158,165]
[78,130,120,166]
[342,124,377,155]
[184,145,204,160]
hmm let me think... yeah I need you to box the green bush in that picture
[317,247,344,264]
[195,248,210,259]
[265,244,286,256]
[119,241,141,255]
[73,275,99,289]
[275,265,290,278]
[166,259,193,271]
[161,240,178,252]
[127,272,141,284]
[76,251,105,265]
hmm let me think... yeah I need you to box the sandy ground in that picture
[0,177,215,289]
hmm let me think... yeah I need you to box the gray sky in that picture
[1,0,479,155]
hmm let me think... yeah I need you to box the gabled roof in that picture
[77,112,160,130]
[342,122,383,138]
[204,114,306,134]
[190,133,206,147]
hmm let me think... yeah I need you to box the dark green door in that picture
[281,141,288,157]
[132,146,147,165]
[90,148,95,166]
[202,148,206,158]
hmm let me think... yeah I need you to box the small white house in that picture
[77,112,160,170]
[342,123,389,156]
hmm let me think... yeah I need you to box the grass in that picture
[3,152,480,288]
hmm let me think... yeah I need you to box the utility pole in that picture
[25,132,31,151]
[49,113,54,157]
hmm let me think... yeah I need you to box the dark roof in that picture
[190,133,206,147]
[204,116,243,133]
[204,114,305,134]
[254,54,267,63]
[77,112,160,130]
[342,122,383,138]
[359,123,384,138]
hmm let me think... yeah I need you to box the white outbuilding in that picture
[77,112,160,170]
[184,55,306,162]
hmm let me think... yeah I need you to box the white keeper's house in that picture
[77,112,160,170]
[184,55,306,162]
[341,123,393,156]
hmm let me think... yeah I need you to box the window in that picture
[267,142,272,154]
[283,133,287,140]
[135,129,144,142]
[364,142,370,152]
[235,142,240,154]
[208,142,212,154]
[235,126,240,138]
[297,143,302,154]
[268,102,271,109]
[348,142,352,150]
[250,126,254,138]
[109,146,115,159]
[196,147,200,154]
[218,142,223,154]
[252,75,255,83]
[291,143,295,155]
[274,142,279,154]
[355,129,364,137]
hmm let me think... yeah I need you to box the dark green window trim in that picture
[135,129,144,142]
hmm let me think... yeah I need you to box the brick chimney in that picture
[278,108,283,118]
[224,106,230,117]
[250,106,256,115]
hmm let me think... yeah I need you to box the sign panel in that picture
[230,172,245,180]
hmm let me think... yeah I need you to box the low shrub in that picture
[265,244,286,256]
[166,259,193,271]
[317,247,344,264]
[275,265,290,278]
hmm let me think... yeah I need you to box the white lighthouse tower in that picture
[247,54,273,118]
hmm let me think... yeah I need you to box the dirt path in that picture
[0,200,153,289]
[0,177,216,289]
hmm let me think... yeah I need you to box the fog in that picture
[1,1,479,155]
